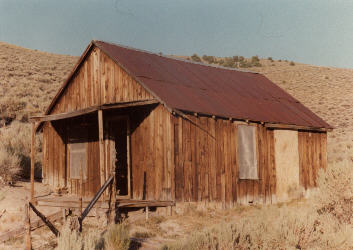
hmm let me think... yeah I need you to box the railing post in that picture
[25,203,32,250]
[30,122,36,203]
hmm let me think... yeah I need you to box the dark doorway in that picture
[107,117,130,197]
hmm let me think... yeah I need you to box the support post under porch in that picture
[30,122,36,203]
[98,110,106,199]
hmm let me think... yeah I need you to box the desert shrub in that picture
[202,55,215,64]
[232,56,239,62]
[239,60,252,68]
[220,57,236,68]
[315,160,353,223]
[104,223,130,250]
[290,61,295,66]
[0,121,33,183]
[268,57,273,61]
[56,223,103,250]
[251,55,260,63]
[190,54,201,63]
[250,56,262,67]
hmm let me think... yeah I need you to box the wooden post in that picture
[127,118,131,198]
[30,122,35,203]
[80,162,83,214]
[98,110,105,199]
[29,202,59,237]
[145,206,149,221]
[109,170,116,223]
[25,203,31,250]
[168,206,172,216]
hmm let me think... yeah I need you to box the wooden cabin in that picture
[31,40,332,209]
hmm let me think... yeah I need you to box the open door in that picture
[106,116,131,198]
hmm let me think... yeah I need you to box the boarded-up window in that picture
[69,143,87,180]
[237,125,258,180]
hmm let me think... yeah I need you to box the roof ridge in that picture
[93,40,259,74]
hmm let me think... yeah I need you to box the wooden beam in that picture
[0,211,61,243]
[30,122,35,203]
[264,123,330,132]
[98,110,105,192]
[30,99,158,123]
[25,203,31,250]
[29,202,59,237]
[101,99,158,110]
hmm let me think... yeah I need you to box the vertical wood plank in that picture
[31,122,35,202]
[98,110,105,191]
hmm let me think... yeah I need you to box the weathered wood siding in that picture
[50,47,153,114]
[172,116,277,206]
[130,105,174,201]
[41,46,329,204]
[42,46,155,197]
[42,118,101,197]
[298,131,327,189]
[42,121,66,189]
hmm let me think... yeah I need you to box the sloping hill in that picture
[251,60,353,166]
[0,42,77,124]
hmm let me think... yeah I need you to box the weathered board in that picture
[298,131,327,189]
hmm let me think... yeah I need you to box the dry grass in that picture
[0,41,77,122]
[162,161,353,249]
[0,41,76,183]
[55,221,130,250]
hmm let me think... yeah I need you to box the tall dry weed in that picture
[104,223,130,250]
[56,222,103,250]
[315,160,353,223]
[56,222,130,250]
[0,121,43,184]
[0,121,30,183]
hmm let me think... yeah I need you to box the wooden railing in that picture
[78,175,114,231]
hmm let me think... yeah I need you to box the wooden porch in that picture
[36,195,175,210]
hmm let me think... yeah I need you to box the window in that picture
[69,143,87,180]
[237,125,258,180]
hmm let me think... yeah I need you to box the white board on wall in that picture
[274,130,300,202]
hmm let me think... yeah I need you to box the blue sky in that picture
[0,0,353,68]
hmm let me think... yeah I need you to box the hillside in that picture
[0,42,77,125]
[252,60,353,166]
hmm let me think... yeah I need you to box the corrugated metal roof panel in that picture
[90,41,331,129]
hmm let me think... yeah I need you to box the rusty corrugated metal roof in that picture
[93,41,331,129]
